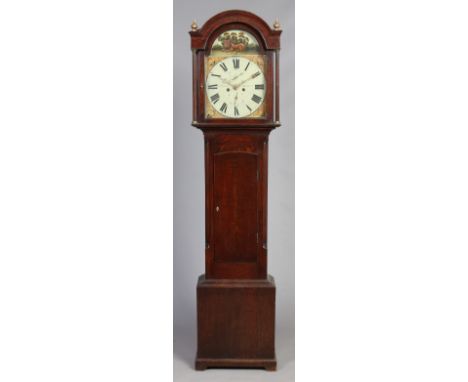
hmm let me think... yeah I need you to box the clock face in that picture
[205,56,266,118]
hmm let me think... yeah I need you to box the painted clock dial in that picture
[205,56,266,118]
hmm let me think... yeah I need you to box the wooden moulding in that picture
[195,358,277,372]
[195,274,277,371]
[189,10,281,51]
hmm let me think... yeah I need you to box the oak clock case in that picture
[190,10,281,371]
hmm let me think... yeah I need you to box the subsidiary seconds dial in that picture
[205,56,266,118]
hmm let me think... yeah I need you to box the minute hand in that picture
[233,73,259,90]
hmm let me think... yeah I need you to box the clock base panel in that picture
[195,274,276,371]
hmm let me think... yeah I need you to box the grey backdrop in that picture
[173,1,294,380]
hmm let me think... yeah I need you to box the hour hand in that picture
[233,73,258,90]
[220,76,234,87]
[229,73,243,82]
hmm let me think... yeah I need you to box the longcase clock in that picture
[189,10,282,371]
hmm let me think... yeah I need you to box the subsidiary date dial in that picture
[205,56,266,118]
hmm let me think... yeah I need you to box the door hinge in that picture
[256,232,259,243]
[257,169,259,181]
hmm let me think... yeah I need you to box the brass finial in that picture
[191,20,198,31]
[273,18,281,31]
